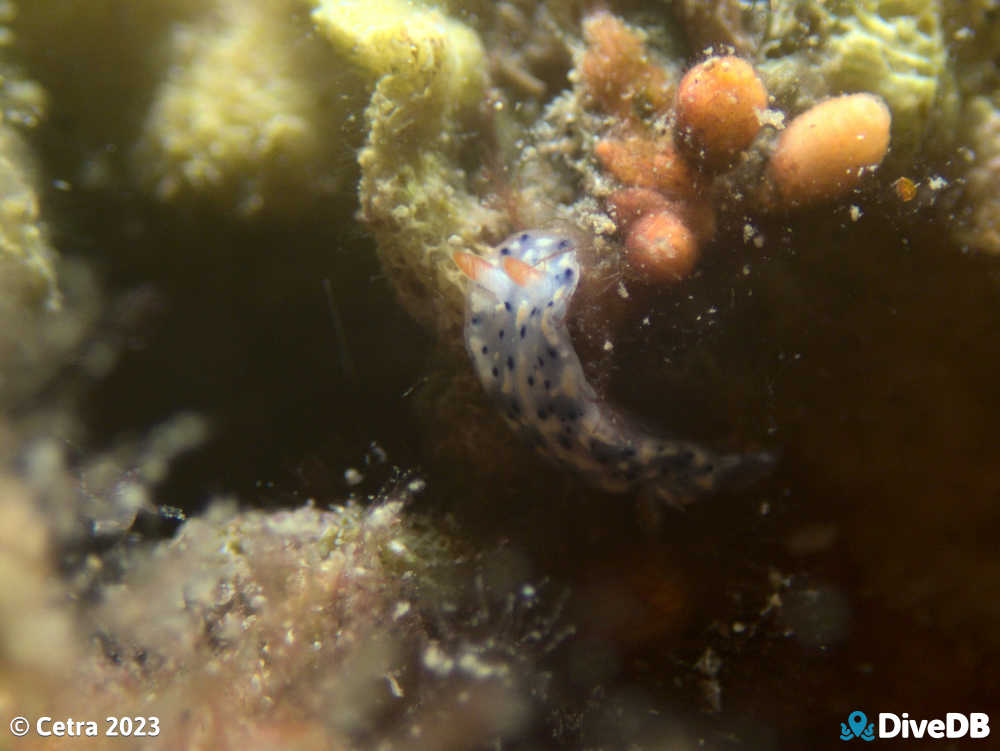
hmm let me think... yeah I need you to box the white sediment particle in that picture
[386,673,405,698]
[927,175,948,190]
[344,467,363,486]
[423,643,455,675]
[458,651,509,679]
[849,204,862,221]
[758,108,785,129]
[387,538,408,555]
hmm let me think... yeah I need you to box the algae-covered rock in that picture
[957,95,1000,253]
[757,0,956,166]
[136,0,366,215]
[310,0,504,339]
[0,126,58,311]
[0,3,57,312]
[18,0,366,216]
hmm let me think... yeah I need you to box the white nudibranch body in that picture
[454,230,772,503]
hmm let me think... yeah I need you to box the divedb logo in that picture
[840,710,990,741]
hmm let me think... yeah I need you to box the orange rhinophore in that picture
[501,255,545,286]
[453,250,494,282]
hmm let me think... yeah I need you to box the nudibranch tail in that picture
[457,230,773,503]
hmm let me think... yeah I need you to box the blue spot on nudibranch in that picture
[505,301,512,311]
[520,325,526,339]
[507,356,515,371]
[500,247,510,255]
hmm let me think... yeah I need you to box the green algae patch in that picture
[758,0,956,167]
[134,0,366,216]
[311,0,503,339]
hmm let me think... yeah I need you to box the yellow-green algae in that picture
[311,0,505,337]
[0,125,58,311]
[0,2,57,311]
[757,0,957,167]
[18,0,366,216]
[135,0,367,215]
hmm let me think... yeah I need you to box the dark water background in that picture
[32,159,1000,748]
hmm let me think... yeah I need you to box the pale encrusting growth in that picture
[958,97,1000,253]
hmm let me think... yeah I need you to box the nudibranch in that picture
[453,230,773,504]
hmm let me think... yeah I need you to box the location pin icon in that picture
[848,711,867,738]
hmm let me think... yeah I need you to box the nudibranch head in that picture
[454,231,579,317]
